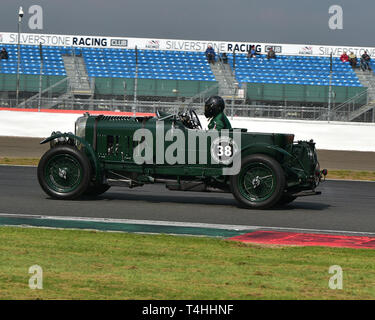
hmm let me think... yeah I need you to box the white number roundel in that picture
[210,136,238,165]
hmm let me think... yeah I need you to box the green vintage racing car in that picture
[37,108,327,209]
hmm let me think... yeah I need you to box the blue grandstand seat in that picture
[0,44,362,87]
[227,53,362,87]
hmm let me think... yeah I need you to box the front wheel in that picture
[277,193,297,206]
[37,145,91,199]
[84,183,111,196]
[230,154,286,209]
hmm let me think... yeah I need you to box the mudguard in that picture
[240,143,307,172]
[241,143,293,159]
[40,133,102,182]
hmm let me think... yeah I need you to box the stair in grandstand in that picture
[17,77,70,108]
[62,55,93,97]
[209,60,244,100]
[354,69,375,101]
[346,69,375,121]
[347,100,375,121]
[326,70,375,121]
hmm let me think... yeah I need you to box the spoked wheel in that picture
[230,154,285,209]
[37,145,91,199]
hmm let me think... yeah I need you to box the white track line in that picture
[1,212,375,236]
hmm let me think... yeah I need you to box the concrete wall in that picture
[0,110,374,152]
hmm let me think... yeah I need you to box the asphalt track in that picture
[1,165,374,234]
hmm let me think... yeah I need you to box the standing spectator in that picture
[220,52,228,64]
[247,45,257,59]
[348,52,357,68]
[340,51,349,63]
[205,45,216,64]
[0,48,8,60]
[360,51,372,72]
[267,47,276,60]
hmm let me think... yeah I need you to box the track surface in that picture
[1,166,374,233]
[1,137,375,170]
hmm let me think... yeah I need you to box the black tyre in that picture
[84,183,111,196]
[277,193,297,206]
[37,145,91,200]
[230,154,286,209]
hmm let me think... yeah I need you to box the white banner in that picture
[0,31,374,57]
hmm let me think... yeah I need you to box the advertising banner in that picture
[0,31,374,57]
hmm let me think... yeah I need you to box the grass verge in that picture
[327,170,375,181]
[0,157,39,166]
[1,157,375,181]
[0,226,375,299]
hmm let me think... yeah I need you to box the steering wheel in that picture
[189,109,202,130]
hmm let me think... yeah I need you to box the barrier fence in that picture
[0,77,374,122]
[0,96,366,122]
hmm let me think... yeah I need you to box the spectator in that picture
[0,48,8,60]
[360,51,372,72]
[205,45,216,64]
[220,52,228,64]
[247,45,257,59]
[340,51,349,63]
[348,52,357,68]
[267,47,276,60]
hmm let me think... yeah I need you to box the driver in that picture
[204,96,232,130]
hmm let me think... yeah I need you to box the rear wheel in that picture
[230,154,285,209]
[37,145,90,199]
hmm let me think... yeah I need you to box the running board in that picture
[166,182,207,192]
[166,182,228,193]
[291,190,322,197]
[106,178,143,188]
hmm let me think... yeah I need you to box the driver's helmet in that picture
[204,96,225,118]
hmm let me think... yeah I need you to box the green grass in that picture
[0,226,375,300]
[328,170,375,181]
[0,157,39,166]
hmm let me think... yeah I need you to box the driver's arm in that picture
[208,118,225,130]
[208,113,232,130]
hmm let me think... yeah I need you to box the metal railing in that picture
[17,77,72,109]
[323,89,370,121]
[185,83,219,107]
[1,96,329,120]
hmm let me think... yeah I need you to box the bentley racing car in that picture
[37,99,327,209]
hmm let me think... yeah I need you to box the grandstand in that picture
[231,54,361,86]
[0,45,66,76]
[0,33,374,122]
[83,48,215,81]
[0,45,215,80]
